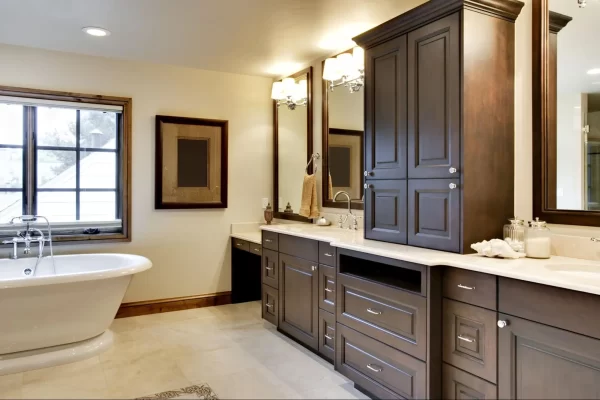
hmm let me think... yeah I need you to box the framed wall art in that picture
[155,115,228,209]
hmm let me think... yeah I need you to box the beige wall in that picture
[0,44,273,302]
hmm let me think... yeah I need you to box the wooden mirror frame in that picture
[273,66,314,222]
[532,0,598,225]
[321,56,364,210]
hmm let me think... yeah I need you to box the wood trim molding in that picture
[115,291,232,318]
[273,66,314,222]
[353,0,524,48]
[532,0,600,226]
[549,11,572,34]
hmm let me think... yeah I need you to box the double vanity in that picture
[235,224,600,399]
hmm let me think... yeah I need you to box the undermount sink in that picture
[545,264,600,278]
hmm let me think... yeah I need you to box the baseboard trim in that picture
[115,291,232,318]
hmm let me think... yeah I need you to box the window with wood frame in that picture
[0,87,131,243]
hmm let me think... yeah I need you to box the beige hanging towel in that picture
[299,173,319,219]
[328,171,334,200]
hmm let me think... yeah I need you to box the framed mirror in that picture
[533,0,600,225]
[321,49,365,210]
[273,67,314,222]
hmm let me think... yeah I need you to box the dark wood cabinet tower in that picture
[356,0,523,253]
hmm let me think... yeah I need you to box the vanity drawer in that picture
[443,299,497,383]
[443,363,497,400]
[279,234,318,262]
[319,242,336,266]
[337,273,427,360]
[262,231,278,251]
[318,309,335,363]
[262,284,278,326]
[336,323,427,400]
[249,243,262,256]
[232,238,249,252]
[444,267,497,310]
[261,249,279,289]
[319,264,336,313]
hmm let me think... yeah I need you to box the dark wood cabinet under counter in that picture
[231,237,261,304]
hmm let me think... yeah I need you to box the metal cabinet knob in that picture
[449,183,457,190]
[497,320,509,328]
[449,167,457,174]
[364,184,374,189]
[364,171,374,177]
[311,265,317,271]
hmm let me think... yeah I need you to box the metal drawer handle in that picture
[324,334,333,340]
[367,308,382,315]
[458,335,475,343]
[367,364,382,373]
[265,303,274,309]
[236,243,243,247]
[324,288,334,293]
[324,252,333,257]
[265,239,273,243]
[457,284,475,290]
[265,266,273,271]
[254,248,260,252]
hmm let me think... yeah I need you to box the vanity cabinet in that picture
[355,0,523,253]
[231,238,261,304]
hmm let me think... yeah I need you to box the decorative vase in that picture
[264,203,273,225]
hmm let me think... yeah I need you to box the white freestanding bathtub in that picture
[0,253,151,375]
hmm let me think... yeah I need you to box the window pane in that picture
[37,191,75,222]
[0,104,23,145]
[81,110,117,149]
[0,191,22,224]
[80,192,116,221]
[37,149,76,188]
[81,151,116,189]
[0,148,22,188]
[37,107,76,147]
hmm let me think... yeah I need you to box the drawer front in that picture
[444,267,497,310]
[319,264,336,313]
[337,273,427,360]
[232,238,249,252]
[336,323,426,400]
[443,363,497,400]
[261,249,279,289]
[443,299,497,383]
[262,231,278,251]
[318,309,335,363]
[319,242,336,266]
[249,243,262,256]
[262,284,278,326]
[279,234,318,262]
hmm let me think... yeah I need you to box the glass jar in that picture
[503,218,525,253]
[525,218,551,259]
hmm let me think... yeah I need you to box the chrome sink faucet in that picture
[333,191,358,230]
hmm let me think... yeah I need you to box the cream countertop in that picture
[260,224,600,297]
[230,231,262,245]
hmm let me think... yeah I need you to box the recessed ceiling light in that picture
[588,68,600,75]
[82,27,110,37]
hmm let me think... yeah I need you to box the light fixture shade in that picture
[294,79,308,100]
[353,46,365,69]
[282,78,296,95]
[323,58,341,81]
[271,82,285,100]
[336,53,353,76]
[588,68,600,75]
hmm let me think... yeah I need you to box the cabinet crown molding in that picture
[549,11,572,34]
[353,0,524,49]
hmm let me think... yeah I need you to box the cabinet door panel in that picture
[365,180,407,244]
[498,314,600,399]
[408,179,460,252]
[443,363,497,400]
[365,35,407,180]
[408,13,460,179]
[279,254,319,350]
[262,249,279,289]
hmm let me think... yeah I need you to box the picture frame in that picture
[155,115,228,209]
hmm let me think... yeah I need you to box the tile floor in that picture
[0,302,369,399]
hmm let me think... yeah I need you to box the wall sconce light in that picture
[271,78,308,110]
[323,46,365,93]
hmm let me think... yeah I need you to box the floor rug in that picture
[136,384,218,400]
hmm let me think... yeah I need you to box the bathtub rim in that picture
[0,253,152,289]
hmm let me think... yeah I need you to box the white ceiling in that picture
[551,0,600,94]
[0,0,427,77]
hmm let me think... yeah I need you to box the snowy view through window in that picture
[0,103,120,224]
